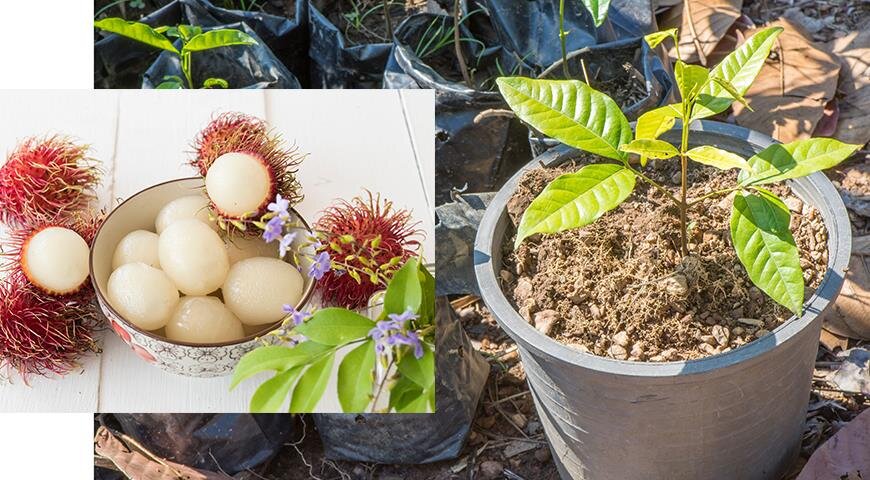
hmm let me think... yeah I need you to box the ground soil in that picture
[500,153,829,362]
[324,0,424,46]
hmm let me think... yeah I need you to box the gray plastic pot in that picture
[473,121,851,480]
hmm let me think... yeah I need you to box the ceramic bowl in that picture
[90,177,316,377]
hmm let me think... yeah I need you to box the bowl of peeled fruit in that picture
[90,177,316,377]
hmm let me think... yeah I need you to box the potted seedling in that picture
[474,26,857,479]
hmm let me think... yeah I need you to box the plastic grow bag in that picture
[94,0,308,88]
[143,22,301,89]
[384,13,534,205]
[313,297,489,464]
[98,413,295,476]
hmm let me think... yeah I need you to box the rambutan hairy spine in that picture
[0,136,101,228]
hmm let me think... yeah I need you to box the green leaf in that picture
[231,342,330,389]
[710,77,752,110]
[183,29,257,53]
[337,340,376,412]
[730,189,803,315]
[202,78,229,89]
[496,77,632,161]
[383,257,422,315]
[418,263,435,327]
[686,146,750,170]
[644,28,678,49]
[619,139,679,159]
[93,18,179,53]
[635,104,681,140]
[739,138,861,185]
[176,24,202,41]
[675,60,709,101]
[295,309,374,346]
[397,344,434,389]
[250,366,302,412]
[388,376,427,413]
[580,0,612,27]
[289,352,335,413]
[155,79,184,89]
[515,164,636,247]
[692,26,783,120]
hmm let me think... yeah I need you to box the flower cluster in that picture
[260,194,332,281]
[368,308,424,359]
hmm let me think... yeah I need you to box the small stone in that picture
[630,342,646,359]
[459,307,477,322]
[589,304,602,319]
[756,329,770,339]
[514,278,533,301]
[748,287,764,304]
[479,460,504,480]
[534,447,552,462]
[732,326,745,336]
[352,465,367,477]
[730,306,744,319]
[784,196,804,213]
[477,415,496,429]
[468,430,483,445]
[737,317,765,327]
[608,344,628,360]
[510,412,528,429]
[700,335,717,346]
[649,355,664,362]
[711,325,730,346]
[660,348,677,361]
[526,421,542,435]
[533,309,558,335]
[499,269,514,284]
[612,330,630,347]
[661,274,688,296]
[700,343,721,355]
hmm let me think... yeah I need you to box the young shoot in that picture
[342,0,400,43]
[93,18,257,88]
[497,26,860,317]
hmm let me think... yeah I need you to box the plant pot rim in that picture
[474,120,851,377]
[90,176,317,349]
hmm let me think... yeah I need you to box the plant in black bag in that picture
[93,18,257,88]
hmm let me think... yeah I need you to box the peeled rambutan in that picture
[315,192,422,309]
[0,136,100,228]
[0,274,99,381]
[191,112,304,227]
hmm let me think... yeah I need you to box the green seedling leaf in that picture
[740,138,861,185]
[635,104,681,140]
[337,340,376,412]
[231,342,331,389]
[289,351,335,413]
[496,77,632,161]
[396,343,434,389]
[416,263,435,327]
[202,78,229,89]
[730,189,803,315]
[177,24,202,41]
[710,77,752,110]
[250,366,302,413]
[94,18,179,53]
[619,139,679,159]
[692,26,783,120]
[644,28,678,49]
[155,79,184,89]
[675,60,709,101]
[183,29,257,53]
[295,309,374,346]
[383,257,422,315]
[581,0,612,27]
[389,376,428,413]
[515,164,636,247]
[686,146,750,170]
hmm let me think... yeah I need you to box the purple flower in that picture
[308,251,331,280]
[397,331,424,359]
[282,304,311,326]
[278,232,297,258]
[388,309,418,328]
[267,194,290,218]
[262,216,284,243]
[367,309,424,359]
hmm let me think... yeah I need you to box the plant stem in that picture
[624,164,680,206]
[453,0,472,87]
[370,358,395,413]
[678,113,690,256]
[382,0,393,39]
[559,0,570,78]
[687,187,740,208]
[181,51,193,89]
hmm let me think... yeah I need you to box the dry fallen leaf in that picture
[659,0,742,65]
[824,236,870,340]
[827,30,870,146]
[796,408,870,480]
[733,19,840,143]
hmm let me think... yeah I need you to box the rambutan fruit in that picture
[3,212,104,299]
[0,274,99,381]
[0,136,100,228]
[191,113,304,228]
[315,192,422,309]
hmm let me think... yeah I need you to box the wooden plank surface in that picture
[0,90,433,413]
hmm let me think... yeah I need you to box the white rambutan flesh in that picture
[155,194,216,234]
[22,227,90,296]
[112,230,160,270]
[158,219,230,296]
[205,152,272,218]
[165,296,245,344]
[107,262,179,331]
[222,256,303,326]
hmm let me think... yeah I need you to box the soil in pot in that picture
[322,0,425,46]
[544,45,648,112]
[500,154,829,362]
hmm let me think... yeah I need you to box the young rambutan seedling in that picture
[315,192,422,309]
[191,113,304,230]
[0,275,99,381]
[0,136,100,228]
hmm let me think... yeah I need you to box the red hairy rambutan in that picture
[191,112,304,226]
[0,136,100,228]
[315,192,422,309]
[0,274,99,381]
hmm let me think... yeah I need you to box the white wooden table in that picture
[0,89,434,412]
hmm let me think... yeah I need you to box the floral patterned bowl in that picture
[90,177,316,377]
